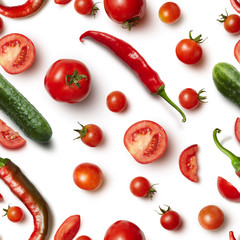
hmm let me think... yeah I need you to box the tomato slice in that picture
[0,33,35,74]
[54,214,81,240]
[234,117,240,143]
[217,176,240,202]
[179,144,198,182]
[124,120,168,164]
[0,119,26,149]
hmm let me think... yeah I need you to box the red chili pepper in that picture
[0,157,50,239]
[0,193,3,201]
[80,31,186,122]
[0,0,46,18]
[230,0,240,13]
[229,231,236,240]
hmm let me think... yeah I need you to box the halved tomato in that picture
[124,120,168,164]
[234,117,240,143]
[0,33,35,74]
[234,40,240,63]
[179,144,198,182]
[0,119,26,149]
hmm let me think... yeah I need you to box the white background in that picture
[0,0,240,239]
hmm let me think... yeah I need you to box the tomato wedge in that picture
[179,144,198,182]
[0,119,26,149]
[124,120,168,164]
[234,40,240,63]
[54,214,81,240]
[217,176,240,202]
[0,33,35,74]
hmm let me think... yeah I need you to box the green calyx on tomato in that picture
[217,9,229,23]
[122,17,141,31]
[74,122,88,139]
[156,205,171,215]
[188,30,206,44]
[66,70,87,88]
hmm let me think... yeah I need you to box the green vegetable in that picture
[0,73,52,143]
[212,62,240,107]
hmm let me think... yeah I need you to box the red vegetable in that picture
[74,0,99,16]
[179,144,198,182]
[76,236,92,240]
[0,119,26,149]
[218,10,240,34]
[230,0,240,13]
[0,193,3,201]
[124,120,168,164]
[54,215,81,240]
[229,231,237,240]
[0,157,50,239]
[0,17,4,33]
[3,205,24,222]
[235,117,240,143]
[80,30,186,122]
[55,0,72,4]
[106,91,127,112]
[217,176,240,202]
[0,0,46,18]
[158,2,181,24]
[234,40,240,63]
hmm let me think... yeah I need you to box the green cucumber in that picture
[212,62,240,107]
[0,73,52,143]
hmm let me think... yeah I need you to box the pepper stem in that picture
[157,85,186,122]
[213,128,240,175]
[0,158,8,168]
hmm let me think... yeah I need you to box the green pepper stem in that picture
[0,158,8,168]
[157,85,186,122]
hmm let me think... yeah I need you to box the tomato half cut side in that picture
[234,40,240,63]
[124,120,168,164]
[179,144,198,182]
[0,33,35,74]
[0,119,26,149]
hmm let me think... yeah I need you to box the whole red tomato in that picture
[176,31,205,64]
[44,59,91,103]
[104,0,146,30]
[73,162,103,191]
[106,91,127,112]
[104,220,145,240]
[74,0,99,16]
[4,206,24,222]
[218,11,240,34]
[158,2,181,24]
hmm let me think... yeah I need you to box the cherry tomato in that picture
[73,162,103,191]
[179,144,198,182]
[54,215,81,240]
[0,193,3,202]
[104,220,145,240]
[124,120,168,164]
[198,205,224,230]
[130,176,156,199]
[44,59,91,103]
[176,31,205,64]
[104,0,146,30]
[218,11,240,34]
[54,0,72,4]
[0,119,26,149]
[0,33,35,74]
[158,2,181,24]
[106,91,127,112]
[179,88,207,110]
[74,0,99,16]
[3,206,24,222]
[74,123,103,147]
[229,231,237,240]
[0,17,4,33]
[76,236,92,240]
[217,176,240,202]
[234,40,240,63]
[157,206,181,231]
[234,117,240,143]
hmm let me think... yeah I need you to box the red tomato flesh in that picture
[0,120,26,149]
[0,33,35,74]
[124,120,168,164]
[179,144,198,182]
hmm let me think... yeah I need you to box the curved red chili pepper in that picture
[0,0,47,18]
[230,0,240,13]
[80,31,186,122]
[0,157,50,239]
[229,231,236,240]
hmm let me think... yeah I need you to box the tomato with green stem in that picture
[218,10,240,34]
[3,205,24,222]
[106,90,127,112]
[158,2,181,24]
[74,0,99,16]
[176,31,206,64]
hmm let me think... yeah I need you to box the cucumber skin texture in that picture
[0,74,52,143]
[212,62,240,107]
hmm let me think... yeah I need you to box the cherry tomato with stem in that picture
[198,205,224,230]
[218,10,240,34]
[3,205,24,222]
[76,236,92,240]
[130,176,157,199]
[156,205,181,231]
[176,30,206,64]
[179,88,207,110]
[158,2,181,24]
[74,0,99,16]
[106,91,127,112]
[73,162,103,191]
[74,122,103,147]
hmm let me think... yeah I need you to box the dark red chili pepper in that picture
[0,0,46,18]
[80,30,186,122]
[213,128,240,177]
[230,0,240,13]
[229,231,236,240]
[0,157,50,239]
